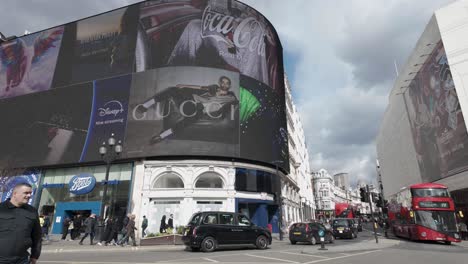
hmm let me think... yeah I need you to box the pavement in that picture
[41,234,407,254]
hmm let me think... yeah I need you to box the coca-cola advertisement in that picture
[406,41,468,182]
[125,67,239,157]
[52,5,139,88]
[136,0,283,92]
[0,26,64,100]
[0,83,93,168]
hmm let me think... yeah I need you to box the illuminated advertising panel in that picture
[0,27,64,99]
[0,0,288,172]
[406,41,468,182]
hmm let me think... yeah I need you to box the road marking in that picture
[202,258,219,263]
[338,253,350,256]
[280,251,328,259]
[303,250,381,264]
[244,253,299,263]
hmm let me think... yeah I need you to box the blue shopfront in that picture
[235,198,280,234]
[37,163,133,234]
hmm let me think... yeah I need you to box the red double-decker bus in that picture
[387,183,461,244]
[335,203,356,219]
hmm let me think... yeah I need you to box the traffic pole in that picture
[367,185,379,244]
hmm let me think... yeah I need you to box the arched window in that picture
[153,173,184,188]
[195,172,224,188]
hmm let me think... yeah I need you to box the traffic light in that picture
[376,197,383,207]
[360,187,368,202]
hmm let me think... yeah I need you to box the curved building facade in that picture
[0,0,291,236]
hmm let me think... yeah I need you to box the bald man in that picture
[0,182,41,264]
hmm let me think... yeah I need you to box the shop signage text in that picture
[69,173,96,195]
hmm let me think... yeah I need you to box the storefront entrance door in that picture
[52,201,101,234]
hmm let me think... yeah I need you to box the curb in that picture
[43,245,186,254]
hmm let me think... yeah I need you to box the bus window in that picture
[411,188,449,197]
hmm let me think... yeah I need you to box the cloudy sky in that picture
[0,0,456,186]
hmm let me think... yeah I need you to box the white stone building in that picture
[312,169,335,219]
[284,75,315,224]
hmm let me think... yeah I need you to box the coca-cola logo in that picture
[201,5,266,57]
[69,174,96,195]
[98,100,124,117]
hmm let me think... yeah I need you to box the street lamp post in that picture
[272,160,284,241]
[98,133,122,220]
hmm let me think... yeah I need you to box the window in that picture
[235,168,275,194]
[189,213,202,225]
[219,213,234,225]
[203,213,218,225]
[153,173,184,188]
[237,215,251,226]
[195,172,224,188]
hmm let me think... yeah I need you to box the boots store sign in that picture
[69,174,96,195]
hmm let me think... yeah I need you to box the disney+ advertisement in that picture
[0,0,288,172]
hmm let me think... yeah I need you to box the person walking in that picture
[0,182,42,264]
[141,215,148,238]
[79,214,97,245]
[120,214,130,245]
[105,217,120,246]
[160,215,167,233]
[118,214,137,247]
[167,214,174,230]
[61,217,72,240]
[97,217,113,246]
[71,214,83,240]
[42,215,51,241]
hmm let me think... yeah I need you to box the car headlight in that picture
[421,232,426,237]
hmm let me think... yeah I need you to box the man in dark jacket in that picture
[0,182,42,264]
[118,214,137,247]
[79,214,97,245]
[72,214,82,240]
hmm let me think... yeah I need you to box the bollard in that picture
[317,229,328,251]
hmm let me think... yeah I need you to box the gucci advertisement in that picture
[125,67,239,157]
[406,41,468,182]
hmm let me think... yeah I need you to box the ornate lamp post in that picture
[98,133,122,220]
[272,160,284,241]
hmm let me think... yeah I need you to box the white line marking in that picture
[339,253,350,256]
[303,250,381,264]
[244,253,299,263]
[280,251,329,259]
[202,258,219,263]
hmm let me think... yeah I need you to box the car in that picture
[289,222,334,245]
[332,218,358,239]
[182,211,272,252]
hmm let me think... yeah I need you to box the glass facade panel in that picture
[38,163,132,219]
[235,168,276,194]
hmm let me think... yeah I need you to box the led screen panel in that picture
[406,41,468,182]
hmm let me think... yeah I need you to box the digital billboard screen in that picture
[406,41,468,182]
[0,0,289,172]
